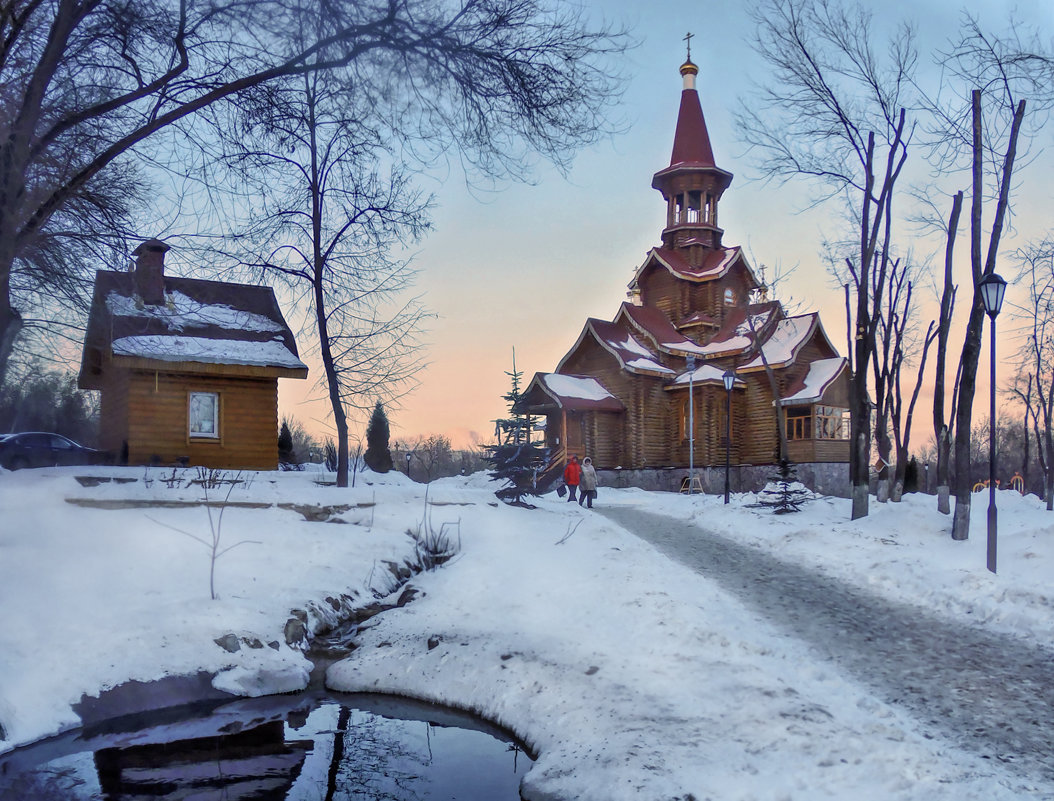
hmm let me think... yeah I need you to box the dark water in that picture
[0,693,531,800]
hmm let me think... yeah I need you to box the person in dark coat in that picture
[578,456,598,508]
[563,455,581,502]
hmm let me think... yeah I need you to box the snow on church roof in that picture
[694,303,780,357]
[525,373,625,412]
[588,319,675,375]
[740,313,823,371]
[668,363,746,388]
[628,246,763,298]
[617,303,710,356]
[777,357,848,406]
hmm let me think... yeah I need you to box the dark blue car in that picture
[0,432,105,470]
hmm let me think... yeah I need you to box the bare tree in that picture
[0,0,628,381]
[928,191,963,514]
[210,61,431,488]
[1012,240,1054,509]
[741,0,915,519]
[922,18,1054,539]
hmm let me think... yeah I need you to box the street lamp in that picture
[723,370,735,504]
[405,451,412,482]
[979,271,1007,574]
[686,354,696,494]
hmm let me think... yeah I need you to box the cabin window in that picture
[189,392,220,438]
[724,288,736,305]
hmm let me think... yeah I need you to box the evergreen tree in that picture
[363,401,394,473]
[754,459,812,514]
[277,421,294,464]
[488,349,548,506]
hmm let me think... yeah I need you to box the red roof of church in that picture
[632,246,750,285]
[616,303,710,356]
[669,87,717,168]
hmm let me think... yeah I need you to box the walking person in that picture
[579,456,598,508]
[563,455,581,502]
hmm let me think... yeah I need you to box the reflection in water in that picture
[0,696,529,800]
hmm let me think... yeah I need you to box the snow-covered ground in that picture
[1,466,1051,800]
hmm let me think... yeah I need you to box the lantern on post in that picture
[979,271,1007,574]
[723,369,736,504]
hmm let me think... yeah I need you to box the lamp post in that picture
[405,451,412,482]
[979,271,1007,574]
[686,354,696,494]
[723,370,735,504]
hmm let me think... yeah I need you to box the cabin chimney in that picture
[132,239,169,305]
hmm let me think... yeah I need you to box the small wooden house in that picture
[518,57,850,483]
[78,240,308,470]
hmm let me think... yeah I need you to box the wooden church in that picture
[518,55,850,490]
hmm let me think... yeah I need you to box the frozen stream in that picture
[601,506,1054,788]
[0,692,530,800]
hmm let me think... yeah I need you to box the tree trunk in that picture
[0,305,22,388]
[874,406,892,502]
[936,425,951,514]
[933,192,962,516]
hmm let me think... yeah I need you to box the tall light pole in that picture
[979,271,1007,574]
[723,370,735,504]
[686,354,696,494]
[405,450,413,482]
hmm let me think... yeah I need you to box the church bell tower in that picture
[651,44,734,264]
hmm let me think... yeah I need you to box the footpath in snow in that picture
[1,467,1052,800]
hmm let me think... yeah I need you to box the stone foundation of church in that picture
[596,462,851,499]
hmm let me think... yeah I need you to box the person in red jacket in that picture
[563,455,581,503]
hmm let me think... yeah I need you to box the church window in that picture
[785,406,812,440]
[815,406,850,440]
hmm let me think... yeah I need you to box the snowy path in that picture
[600,505,1054,787]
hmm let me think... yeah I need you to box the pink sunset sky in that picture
[276,0,1054,451]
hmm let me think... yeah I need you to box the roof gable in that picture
[739,313,836,372]
[556,318,675,377]
[776,358,849,406]
[519,372,625,412]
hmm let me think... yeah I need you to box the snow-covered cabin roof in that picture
[556,319,675,377]
[776,358,849,406]
[628,246,761,290]
[518,373,625,413]
[738,313,835,372]
[80,269,308,386]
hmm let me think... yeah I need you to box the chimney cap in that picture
[133,238,170,256]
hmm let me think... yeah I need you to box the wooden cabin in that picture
[78,240,308,470]
[518,57,850,482]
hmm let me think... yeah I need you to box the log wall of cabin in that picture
[99,370,130,455]
[123,371,279,469]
